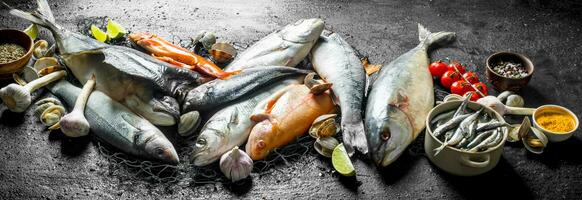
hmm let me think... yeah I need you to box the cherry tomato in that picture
[450,80,473,95]
[463,91,481,101]
[440,70,461,89]
[447,62,466,74]
[429,60,448,78]
[462,72,480,84]
[472,82,488,96]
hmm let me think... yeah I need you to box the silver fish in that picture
[5,0,202,126]
[49,80,179,164]
[182,66,310,112]
[226,18,324,71]
[191,77,302,166]
[309,32,367,155]
[365,24,455,166]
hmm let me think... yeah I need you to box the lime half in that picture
[106,19,126,39]
[332,143,356,177]
[23,24,38,40]
[91,25,109,43]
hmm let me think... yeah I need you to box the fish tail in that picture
[342,120,369,156]
[418,23,456,49]
[3,0,63,40]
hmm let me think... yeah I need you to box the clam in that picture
[519,116,548,154]
[33,57,60,72]
[507,117,531,143]
[304,72,332,94]
[309,114,339,138]
[178,111,201,137]
[443,94,463,102]
[35,97,62,107]
[38,66,65,77]
[40,104,66,127]
[192,30,217,50]
[33,40,49,58]
[210,42,237,63]
[13,67,39,86]
[314,137,339,157]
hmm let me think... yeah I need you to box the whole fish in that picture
[365,24,455,166]
[49,80,179,164]
[246,84,335,160]
[309,32,368,155]
[4,0,202,127]
[191,77,302,166]
[181,66,311,112]
[225,18,324,71]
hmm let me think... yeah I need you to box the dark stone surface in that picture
[1,0,582,199]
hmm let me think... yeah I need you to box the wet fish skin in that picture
[365,24,455,166]
[309,32,367,155]
[182,66,311,113]
[226,18,324,71]
[191,78,302,166]
[5,0,202,126]
[49,80,179,164]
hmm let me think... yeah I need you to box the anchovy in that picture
[49,80,179,164]
[182,66,310,112]
[466,130,494,150]
[469,131,501,152]
[476,121,509,132]
[309,32,367,155]
[432,113,471,137]
[365,24,455,166]
[191,77,302,166]
[4,0,202,126]
[430,110,455,127]
[226,18,324,71]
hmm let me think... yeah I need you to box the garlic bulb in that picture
[0,71,66,112]
[506,94,525,107]
[219,146,253,182]
[58,75,96,137]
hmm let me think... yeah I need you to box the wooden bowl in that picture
[485,52,534,92]
[0,29,34,79]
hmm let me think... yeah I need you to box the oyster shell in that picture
[314,137,339,157]
[210,42,236,63]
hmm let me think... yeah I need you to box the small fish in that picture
[469,131,501,152]
[432,113,471,137]
[433,109,482,155]
[476,121,509,132]
[365,24,455,166]
[430,110,455,127]
[465,130,494,150]
[226,18,324,71]
[49,80,179,164]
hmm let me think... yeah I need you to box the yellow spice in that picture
[535,110,575,133]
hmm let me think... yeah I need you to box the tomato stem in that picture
[453,66,486,97]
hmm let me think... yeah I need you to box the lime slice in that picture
[106,19,127,39]
[23,24,38,40]
[332,143,356,177]
[90,25,109,43]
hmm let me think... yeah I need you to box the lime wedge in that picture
[332,143,356,177]
[90,25,109,43]
[106,19,127,39]
[23,24,38,40]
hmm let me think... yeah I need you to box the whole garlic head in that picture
[219,146,253,182]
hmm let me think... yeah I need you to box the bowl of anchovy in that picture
[486,52,534,92]
[0,29,34,79]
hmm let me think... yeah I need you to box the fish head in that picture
[144,135,180,164]
[245,120,275,160]
[279,18,325,43]
[191,128,223,166]
[366,108,413,167]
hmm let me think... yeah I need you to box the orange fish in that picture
[129,32,238,79]
[245,83,335,160]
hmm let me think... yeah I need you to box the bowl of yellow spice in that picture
[533,105,579,142]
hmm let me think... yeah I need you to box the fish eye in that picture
[155,148,164,156]
[257,140,266,149]
[196,138,207,147]
[381,130,391,141]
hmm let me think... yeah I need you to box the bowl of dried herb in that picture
[0,29,34,79]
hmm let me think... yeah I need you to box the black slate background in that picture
[1,0,582,199]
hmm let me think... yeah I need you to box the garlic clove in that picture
[506,94,525,107]
[219,146,253,182]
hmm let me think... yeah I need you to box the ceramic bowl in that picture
[532,105,579,142]
[0,29,34,79]
[485,52,534,92]
[425,100,507,176]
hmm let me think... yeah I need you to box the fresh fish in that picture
[476,121,509,132]
[191,77,302,166]
[182,66,311,112]
[309,32,367,155]
[4,0,202,126]
[430,110,455,127]
[49,80,179,164]
[469,131,501,152]
[365,24,455,166]
[246,84,335,160]
[225,18,324,71]
[432,113,471,137]
[466,130,494,149]
[434,110,482,155]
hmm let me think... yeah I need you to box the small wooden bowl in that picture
[485,52,534,92]
[0,29,34,79]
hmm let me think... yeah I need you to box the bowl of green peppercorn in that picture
[486,52,534,92]
[0,29,34,80]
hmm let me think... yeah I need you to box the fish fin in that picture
[229,107,240,125]
[3,0,62,36]
[418,23,456,49]
[251,84,292,116]
[342,121,368,156]
[36,0,55,23]
[362,57,381,76]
